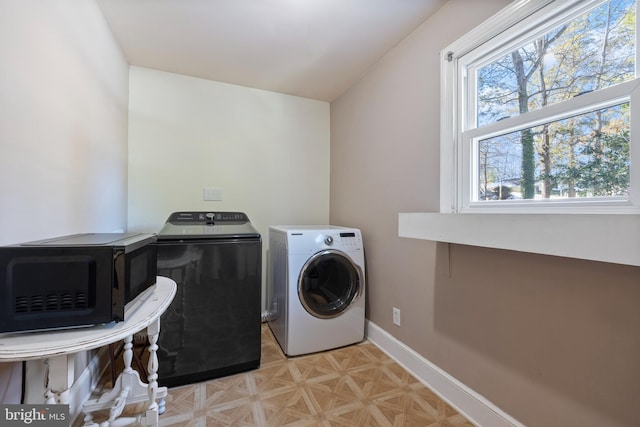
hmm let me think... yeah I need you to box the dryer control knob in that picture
[324,236,334,245]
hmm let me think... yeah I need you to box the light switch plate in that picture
[203,187,223,201]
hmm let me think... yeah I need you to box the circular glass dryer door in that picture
[298,249,364,319]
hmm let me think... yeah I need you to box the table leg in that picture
[146,318,164,415]
[122,335,134,373]
[44,355,73,404]
[82,334,147,425]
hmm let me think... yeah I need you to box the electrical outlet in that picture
[393,307,401,326]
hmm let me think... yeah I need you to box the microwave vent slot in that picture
[14,296,29,313]
[60,293,73,310]
[30,295,44,311]
[13,291,90,314]
[47,294,58,311]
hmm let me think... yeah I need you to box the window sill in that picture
[398,212,640,267]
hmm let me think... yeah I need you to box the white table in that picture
[0,276,176,427]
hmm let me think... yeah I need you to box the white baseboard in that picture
[365,320,524,427]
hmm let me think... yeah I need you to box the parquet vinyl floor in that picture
[156,324,474,427]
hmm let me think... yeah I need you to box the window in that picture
[441,0,639,213]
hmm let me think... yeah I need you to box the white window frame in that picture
[440,0,640,214]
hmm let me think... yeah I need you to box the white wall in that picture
[0,0,128,411]
[127,66,331,307]
[0,0,129,243]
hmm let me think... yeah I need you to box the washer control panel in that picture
[167,211,248,225]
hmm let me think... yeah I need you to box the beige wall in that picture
[0,0,128,407]
[330,1,640,426]
[127,66,330,307]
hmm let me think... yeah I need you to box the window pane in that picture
[476,0,635,127]
[476,103,629,201]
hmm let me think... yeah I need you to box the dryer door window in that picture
[298,249,364,319]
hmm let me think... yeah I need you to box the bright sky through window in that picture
[453,0,637,208]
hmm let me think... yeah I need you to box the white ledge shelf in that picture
[398,213,640,267]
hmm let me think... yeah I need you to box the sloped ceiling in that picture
[95,0,447,101]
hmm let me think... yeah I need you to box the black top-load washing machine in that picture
[155,211,261,388]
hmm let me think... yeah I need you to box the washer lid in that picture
[158,211,260,240]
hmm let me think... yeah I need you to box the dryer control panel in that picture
[323,231,362,250]
[276,226,363,254]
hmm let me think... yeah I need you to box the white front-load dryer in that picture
[267,225,365,356]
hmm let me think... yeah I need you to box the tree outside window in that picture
[473,0,634,203]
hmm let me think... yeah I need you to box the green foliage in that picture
[576,130,630,196]
[475,0,634,200]
[521,129,536,199]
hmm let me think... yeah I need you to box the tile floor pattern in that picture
[156,325,474,427]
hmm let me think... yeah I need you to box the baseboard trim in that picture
[365,320,524,427]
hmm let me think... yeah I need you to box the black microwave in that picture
[0,233,157,333]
